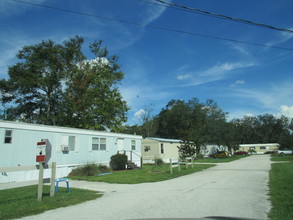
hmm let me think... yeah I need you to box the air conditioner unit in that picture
[61,145,69,152]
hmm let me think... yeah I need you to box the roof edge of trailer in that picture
[145,137,183,143]
[239,143,280,147]
[0,120,142,139]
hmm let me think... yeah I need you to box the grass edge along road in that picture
[68,156,249,184]
[69,163,215,184]
[194,155,249,163]
[0,185,102,219]
[269,155,293,220]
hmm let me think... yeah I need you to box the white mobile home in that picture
[0,121,142,183]
[239,143,280,154]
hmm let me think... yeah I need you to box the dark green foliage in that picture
[69,164,111,176]
[156,98,227,153]
[178,141,196,158]
[110,154,128,170]
[154,158,164,167]
[134,97,293,150]
[0,36,128,131]
[248,149,257,154]
[195,153,204,159]
[231,114,293,149]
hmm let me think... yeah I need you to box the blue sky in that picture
[1,0,293,125]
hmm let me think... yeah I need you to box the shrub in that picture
[98,164,111,173]
[248,149,257,154]
[110,154,128,170]
[69,163,111,176]
[152,158,164,172]
[154,158,164,167]
[69,164,99,176]
[196,153,204,159]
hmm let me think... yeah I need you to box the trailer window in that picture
[131,140,136,150]
[161,143,164,154]
[100,138,107,151]
[4,130,12,144]
[68,136,76,151]
[92,137,99,150]
[144,146,150,152]
[61,135,76,151]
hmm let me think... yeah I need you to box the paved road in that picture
[21,155,272,220]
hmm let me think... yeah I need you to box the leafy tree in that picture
[157,99,191,139]
[156,98,227,153]
[177,140,196,159]
[231,114,292,149]
[0,36,128,131]
[223,121,241,152]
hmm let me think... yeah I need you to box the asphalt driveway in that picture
[21,155,272,220]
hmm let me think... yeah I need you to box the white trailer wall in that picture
[0,121,142,183]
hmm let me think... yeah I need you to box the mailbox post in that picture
[36,141,46,201]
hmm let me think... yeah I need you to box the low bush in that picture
[69,163,111,176]
[110,154,128,170]
[153,158,164,172]
[195,153,204,159]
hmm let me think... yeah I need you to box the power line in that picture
[11,0,293,52]
[155,0,293,34]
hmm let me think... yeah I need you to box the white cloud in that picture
[230,80,245,87]
[133,109,145,124]
[176,62,256,86]
[279,105,293,118]
[177,74,191,80]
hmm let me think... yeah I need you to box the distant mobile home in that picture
[199,144,228,157]
[142,137,183,163]
[239,143,280,154]
[141,137,229,162]
[0,121,142,183]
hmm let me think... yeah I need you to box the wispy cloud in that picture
[229,81,293,112]
[266,27,293,47]
[230,44,252,56]
[201,62,254,77]
[224,80,293,120]
[142,0,170,25]
[176,62,256,86]
[230,80,245,87]
[177,74,191,80]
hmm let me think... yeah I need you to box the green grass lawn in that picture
[269,155,293,220]
[0,185,102,219]
[69,163,215,184]
[194,155,250,163]
[270,154,293,162]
